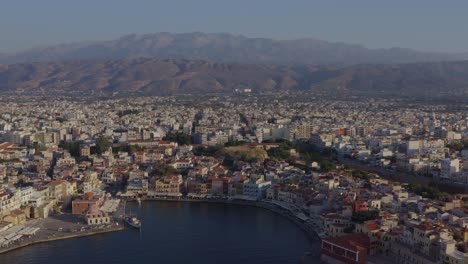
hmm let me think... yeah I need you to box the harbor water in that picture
[0,201,316,264]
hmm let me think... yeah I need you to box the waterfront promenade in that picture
[0,214,124,254]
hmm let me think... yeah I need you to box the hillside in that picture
[1,58,468,98]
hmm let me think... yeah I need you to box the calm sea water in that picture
[0,202,315,264]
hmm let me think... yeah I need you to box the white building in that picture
[440,158,460,180]
[18,187,34,205]
[243,178,271,199]
[406,140,422,156]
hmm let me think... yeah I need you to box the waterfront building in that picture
[85,204,111,225]
[320,233,370,264]
[72,192,106,215]
[243,177,271,199]
[3,209,27,225]
[154,174,183,197]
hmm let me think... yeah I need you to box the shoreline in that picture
[1,198,321,259]
[0,225,124,255]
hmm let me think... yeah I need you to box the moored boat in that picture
[126,216,142,229]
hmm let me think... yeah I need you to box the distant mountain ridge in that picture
[1,58,467,98]
[0,32,467,65]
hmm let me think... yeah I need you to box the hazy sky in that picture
[1,0,467,53]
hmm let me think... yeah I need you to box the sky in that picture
[1,0,467,53]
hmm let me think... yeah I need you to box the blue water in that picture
[0,202,315,264]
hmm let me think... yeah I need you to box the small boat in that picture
[126,216,142,229]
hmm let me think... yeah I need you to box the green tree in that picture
[117,109,140,117]
[59,141,82,158]
[14,179,34,188]
[267,142,293,160]
[352,210,379,224]
[193,145,221,156]
[321,160,336,172]
[93,136,112,155]
[352,170,370,180]
[224,140,242,147]
[446,140,468,152]
[33,142,47,154]
[112,145,145,154]
[150,164,178,177]
[164,132,192,145]
[406,183,449,200]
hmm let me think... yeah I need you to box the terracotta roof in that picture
[83,192,95,200]
[322,233,370,252]
[51,180,62,186]
[416,223,434,232]
[364,220,380,232]
[207,175,218,181]
[388,230,402,236]
[0,142,15,151]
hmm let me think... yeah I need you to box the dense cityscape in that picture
[0,93,466,263]
[2,0,468,263]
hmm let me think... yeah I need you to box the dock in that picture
[0,214,124,255]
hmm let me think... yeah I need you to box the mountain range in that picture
[1,58,467,98]
[0,32,467,98]
[1,32,467,65]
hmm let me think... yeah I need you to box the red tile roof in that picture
[322,233,370,252]
[364,220,380,232]
[416,223,434,232]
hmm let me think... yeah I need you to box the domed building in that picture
[84,204,110,225]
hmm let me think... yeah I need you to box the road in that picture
[338,157,466,194]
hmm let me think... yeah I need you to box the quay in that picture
[0,214,124,255]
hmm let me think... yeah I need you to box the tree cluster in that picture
[117,109,140,117]
[351,210,379,223]
[91,136,112,155]
[193,146,221,156]
[406,183,449,200]
[267,142,294,160]
[112,145,145,154]
[150,164,178,177]
[447,140,468,152]
[164,132,192,145]
[59,141,82,158]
